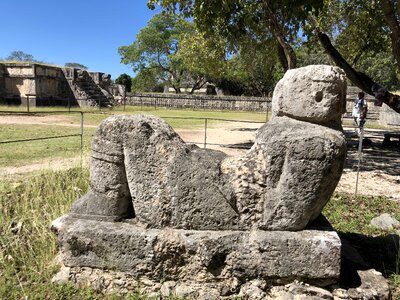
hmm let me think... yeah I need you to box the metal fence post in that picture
[355,130,364,195]
[26,95,30,112]
[80,112,84,168]
[266,99,269,122]
[204,118,208,148]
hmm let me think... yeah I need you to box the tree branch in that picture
[317,31,400,113]
[262,1,296,70]
[379,0,400,69]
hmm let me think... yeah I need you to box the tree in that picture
[310,0,400,112]
[148,0,323,72]
[119,13,194,93]
[173,29,227,93]
[219,38,284,96]
[5,51,36,62]
[115,73,133,92]
[148,0,400,113]
[64,62,88,69]
[131,68,164,93]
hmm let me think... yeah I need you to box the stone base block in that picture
[54,216,341,292]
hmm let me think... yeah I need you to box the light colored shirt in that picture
[352,98,368,118]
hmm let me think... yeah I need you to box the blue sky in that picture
[0,0,159,79]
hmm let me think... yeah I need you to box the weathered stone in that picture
[53,65,347,296]
[222,116,346,230]
[56,217,341,286]
[347,269,390,300]
[239,281,267,300]
[268,281,333,299]
[370,213,400,230]
[272,64,347,126]
[69,67,346,231]
[160,281,176,297]
[70,114,239,229]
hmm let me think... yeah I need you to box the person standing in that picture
[352,91,368,136]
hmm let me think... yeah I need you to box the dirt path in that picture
[1,115,399,200]
[0,114,97,128]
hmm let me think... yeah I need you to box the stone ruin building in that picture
[0,62,126,108]
[51,65,390,299]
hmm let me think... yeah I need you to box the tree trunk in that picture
[277,43,289,71]
[379,0,400,70]
[317,32,400,113]
[262,1,297,70]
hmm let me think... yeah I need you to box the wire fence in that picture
[2,93,272,114]
[1,109,399,197]
[0,110,265,171]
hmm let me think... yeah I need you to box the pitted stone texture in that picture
[56,218,341,286]
[272,65,347,126]
[68,65,347,231]
[70,114,238,229]
[370,213,400,230]
[223,117,346,230]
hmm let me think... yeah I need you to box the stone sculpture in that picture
[53,65,347,298]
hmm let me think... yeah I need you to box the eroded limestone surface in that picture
[69,64,346,231]
[53,65,348,297]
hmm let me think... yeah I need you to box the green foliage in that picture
[0,168,90,299]
[148,0,400,100]
[296,43,332,67]
[173,30,227,93]
[323,193,400,236]
[355,52,400,91]
[120,12,232,94]
[119,13,194,93]
[220,38,284,96]
[64,62,88,69]
[148,0,324,70]
[148,0,323,47]
[115,73,133,92]
[131,68,164,93]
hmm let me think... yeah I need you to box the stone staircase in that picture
[64,68,113,107]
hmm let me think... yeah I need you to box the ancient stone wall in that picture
[379,103,400,126]
[126,93,270,111]
[345,86,400,126]
[0,64,5,99]
[345,86,379,121]
[0,62,115,107]
[0,63,75,106]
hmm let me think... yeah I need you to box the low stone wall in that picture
[126,93,271,111]
[379,103,400,126]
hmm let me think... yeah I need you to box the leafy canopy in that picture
[115,73,133,92]
[119,13,194,92]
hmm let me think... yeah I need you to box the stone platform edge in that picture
[53,215,341,287]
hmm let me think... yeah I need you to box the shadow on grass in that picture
[339,232,399,288]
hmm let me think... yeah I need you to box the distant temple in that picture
[0,62,125,107]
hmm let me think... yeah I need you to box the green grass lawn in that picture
[0,124,95,167]
[0,168,398,299]
[0,105,398,298]
[0,105,267,168]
